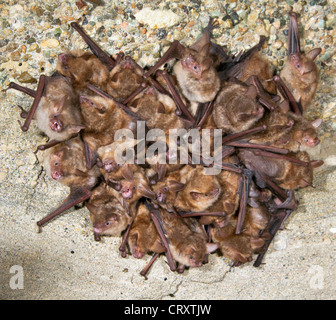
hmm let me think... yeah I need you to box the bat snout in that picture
[51,169,63,181]
[49,118,63,132]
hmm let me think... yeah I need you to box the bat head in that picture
[181,51,213,80]
[294,118,321,148]
[154,179,186,203]
[87,201,129,236]
[289,51,320,77]
[49,150,65,181]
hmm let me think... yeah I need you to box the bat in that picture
[249,108,322,153]
[211,202,270,266]
[198,155,241,226]
[212,81,265,134]
[6,73,84,142]
[238,148,323,192]
[37,136,100,230]
[173,165,221,213]
[218,36,277,94]
[127,85,186,131]
[79,93,137,168]
[114,165,156,206]
[146,202,218,269]
[128,203,165,259]
[85,182,133,241]
[143,19,222,116]
[56,49,111,94]
[280,9,321,111]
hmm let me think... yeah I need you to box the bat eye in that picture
[54,162,59,166]
[193,65,199,72]
[296,64,301,68]
[304,138,309,143]
[105,221,110,226]
[205,193,209,197]
[163,187,169,192]
[133,186,136,190]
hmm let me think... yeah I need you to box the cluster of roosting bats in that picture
[7,9,324,277]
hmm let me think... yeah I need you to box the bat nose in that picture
[93,227,102,234]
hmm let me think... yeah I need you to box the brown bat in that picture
[280,10,321,111]
[238,148,323,192]
[127,86,186,131]
[217,36,276,94]
[85,182,132,241]
[107,55,146,101]
[113,165,156,208]
[79,94,137,168]
[37,136,100,229]
[198,155,241,226]
[96,141,139,185]
[173,165,221,213]
[249,108,322,152]
[150,168,187,213]
[6,74,84,143]
[128,203,165,259]
[56,49,111,94]
[143,20,221,116]
[212,81,265,134]
[219,36,276,94]
[211,203,270,266]
[146,202,218,269]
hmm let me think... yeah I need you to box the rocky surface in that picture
[0,0,335,300]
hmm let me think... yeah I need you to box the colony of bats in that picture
[7,9,324,277]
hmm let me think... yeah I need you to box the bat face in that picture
[180,51,212,80]
[88,202,130,236]
[87,184,131,237]
[289,53,318,78]
[297,127,320,148]
[44,137,99,188]
[49,151,64,181]
[120,180,136,199]
[152,179,186,204]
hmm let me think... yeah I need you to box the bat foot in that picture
[17,120,28,132]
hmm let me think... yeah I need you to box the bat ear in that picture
[311,118,322,128]
[121,165,134,181]
[279,99,290,113]
[156,163,167,182]
[108,179,122,191]
[167,180,186,192]
[85,202,98,213]
[247,198,259,208]
[52,96,67,114]
[206,243,218,253]
[67,124,86,134]
[138,184,156,200]
[306,48,321,61]
[199,42,211,56]
[310,160,324,169]
[244,85,258,100]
